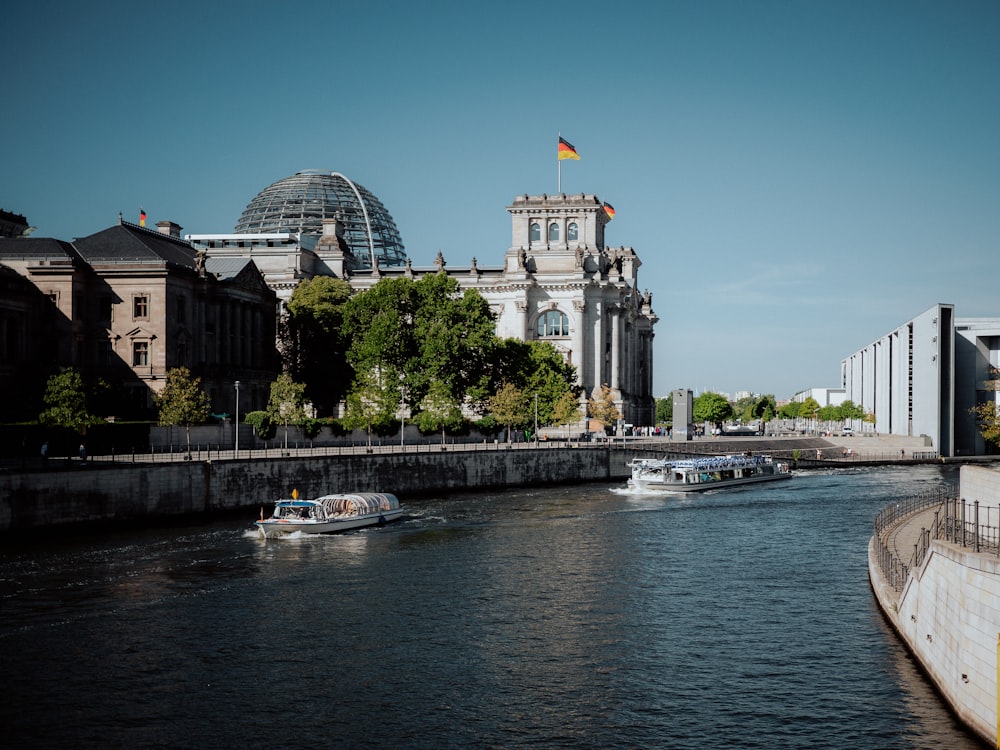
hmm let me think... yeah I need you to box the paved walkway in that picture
[883,505,943,566]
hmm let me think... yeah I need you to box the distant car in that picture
[842,427,854,435]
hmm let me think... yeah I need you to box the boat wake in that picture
[610,486,685,497]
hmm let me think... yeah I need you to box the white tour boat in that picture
[627,454,792,493]
[256,491,404,538]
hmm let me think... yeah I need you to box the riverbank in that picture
[869,465,1000,747]
[0,435,955,533]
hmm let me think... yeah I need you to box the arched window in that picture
[548,222,560,242]
[567,222,578,241]
[530,223,540,242]
[537,310,570,337]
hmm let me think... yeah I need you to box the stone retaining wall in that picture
[869,464,1000,746]
[0,447,629,531]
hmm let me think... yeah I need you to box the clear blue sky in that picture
[3,0,999,400]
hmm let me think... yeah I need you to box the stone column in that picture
[610,304,621,392]
[572,299,586,381]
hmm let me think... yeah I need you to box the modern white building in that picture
[792,387,846,407]
[840,303,1000,457]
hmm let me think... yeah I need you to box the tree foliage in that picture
[487,339,579,425]
[550,391,583,430]
[283,277,354,415]
[341,369,397,447]
[414,380,464,445]
[154,367,211,455]
[798,397,821,420]
[267,373,308,449]
[778,400,801,419]
[655,397,672,425]
[588,385,622,427]
[39,369,102,431]
[244,410,276,441]
[692,391,733,427]
[972,403,1000,448]
[490,382,530,443]
[342,274,497,413]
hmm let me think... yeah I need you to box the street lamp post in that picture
[399,375,406,448]
[234,380,241,458]
[534,393,539,447]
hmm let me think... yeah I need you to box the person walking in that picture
[41,441,48,464]
[78,443,87,462]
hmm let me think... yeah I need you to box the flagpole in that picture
[557,132,562,194]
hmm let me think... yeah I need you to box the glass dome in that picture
[234,170,406,268]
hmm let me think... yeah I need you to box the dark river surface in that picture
[0,464,988,749]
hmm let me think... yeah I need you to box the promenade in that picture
[868,469,1000,747]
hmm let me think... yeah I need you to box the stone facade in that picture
[321,193,659,424]
[0,219,278,419]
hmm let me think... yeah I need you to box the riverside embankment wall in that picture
[869,465,1000,746]
[0,446,635,532]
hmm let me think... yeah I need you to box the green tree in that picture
[749,394,777,424]
[283,276,353,415]
[692,391,733,429]
[490,382,529,444]
[414,379,464,446]
[244,410,276,441]
[488,339,578,426]
[799,397,821,421]
[412,274,497,407]
[267,373,308,451]
[341,369,397,448]
[550,391,583,435]
[342,275,498,411]
[153,367,211,458]
[655,397,672,425]
[778,400,801,419]
[839,399,864,422]
[972,402,1000,448]
[588,385,622,431]
[818,405,840,421]
[970,374,1000,448]
[39,369,101,432]
[733,394,756,422]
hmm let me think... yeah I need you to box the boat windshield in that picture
[273,502,320,520]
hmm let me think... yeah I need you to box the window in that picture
[176,295,186,325]
[530,222,540,242]
[537,310,570,337]
[548,223,560,242]
[133,295,149,320]
[98,340,113,366]
[132,341,149,366]
[98,295,113,323]
[567,222,578,241]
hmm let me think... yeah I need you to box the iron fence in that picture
[873,494,1000,593]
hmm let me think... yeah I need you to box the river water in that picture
[0,464,987,749]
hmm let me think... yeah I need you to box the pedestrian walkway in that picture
[875,504,943,608]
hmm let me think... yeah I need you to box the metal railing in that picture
[873,494,1000,593]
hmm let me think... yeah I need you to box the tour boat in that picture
[256,491,404,538]
[627,454,791,493]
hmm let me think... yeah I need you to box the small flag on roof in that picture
[557,136,580,161]
[603,202,616,220]
[140,207,146,227]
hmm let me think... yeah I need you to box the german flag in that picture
[558,136,580,161]
[603,202,616,220]
[140,208,146,227]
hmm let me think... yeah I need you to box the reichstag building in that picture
[1,170,658,425]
